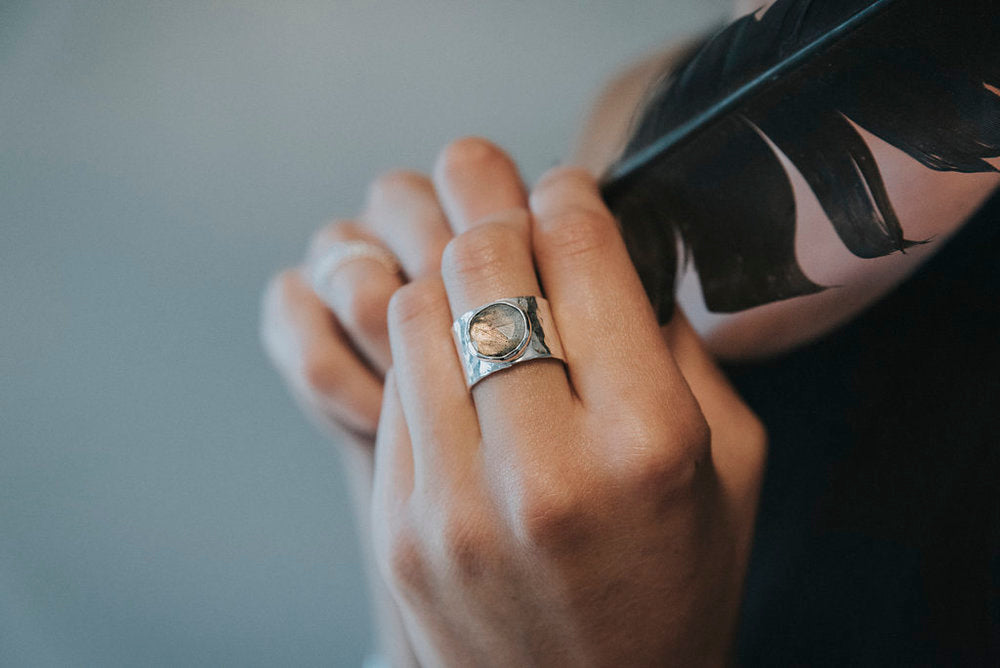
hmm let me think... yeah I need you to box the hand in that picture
[370,138,766,666]
[260,169,454,668]
[260,170,452,449]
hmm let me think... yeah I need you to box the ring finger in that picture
[307,220,403,375]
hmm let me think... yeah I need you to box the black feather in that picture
[746,77,921,258]
[602,0,1000,321]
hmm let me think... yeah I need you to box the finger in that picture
[432,136,528,234]
[528,167,690,410]
[664,311,765,519]
[432,138,573,428]
[261,268,384,438]
[370,369,423,592]
[362,170,453,279]
[385,276,479,495]
[307,220,402,375]
[371,369,415,518]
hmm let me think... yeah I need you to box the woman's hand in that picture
[371,138,766,665]
[260,169,454,667]
[260,170,452,449]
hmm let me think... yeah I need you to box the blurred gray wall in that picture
[1,1,728,665]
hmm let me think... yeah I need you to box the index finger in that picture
[528,167,687,410]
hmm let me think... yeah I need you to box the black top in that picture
[725,188,1000,666]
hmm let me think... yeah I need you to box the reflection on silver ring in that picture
[452,296,565,389]
[310,241,401,294]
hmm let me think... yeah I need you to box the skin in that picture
[263,142,764,665]
[260,1,999,663]
[577,1,1000,360]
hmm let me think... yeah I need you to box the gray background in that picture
[1,1,728,665]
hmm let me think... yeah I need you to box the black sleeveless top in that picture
[724,189,1000,665]
[726,187,1000,666]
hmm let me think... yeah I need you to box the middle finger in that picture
[432,138,573,434]
[362,169,453,280]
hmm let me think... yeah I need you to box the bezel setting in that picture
[467,300,532,361]
[451,295,565,389]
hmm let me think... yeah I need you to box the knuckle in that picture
[435,136,509,181]
[383,527,429,595]
[534,207,617,263]
[515,483,589,551]
[386,277,447,332]
[441,223,518,283]
[440,515,495,580]
[630,445,698,499]
[618,414,711,499]
[367,169,432,205]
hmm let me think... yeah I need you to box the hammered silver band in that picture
[310,241,401,294]
[452,296,565,389]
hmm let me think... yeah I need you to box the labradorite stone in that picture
[468,302,527,358]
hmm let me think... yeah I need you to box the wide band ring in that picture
[452,296,565,389]
[310,240,401,294]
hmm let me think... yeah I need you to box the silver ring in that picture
[310,241,401,293]
[452,296,565,389]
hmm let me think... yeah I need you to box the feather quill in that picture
[602,0,1000,320]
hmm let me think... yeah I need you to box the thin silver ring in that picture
[452,296,565,389]
[310,240,401,294]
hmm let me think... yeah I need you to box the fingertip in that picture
[432,137,527,231]
[364,169,434,216]
[433,136,512,185]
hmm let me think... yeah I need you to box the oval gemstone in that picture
[468,302,527,358]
